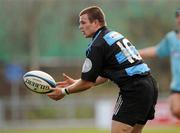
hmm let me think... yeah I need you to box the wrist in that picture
[61,88,70,95]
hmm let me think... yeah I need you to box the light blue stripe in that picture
[130,46,138,55]
[115,52,127,64]
[103,31,124,46]
[125,63,150,76]
[87,30,102,50]
[86,30,102,56]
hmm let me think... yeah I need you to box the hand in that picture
[56,73,76,87]
[47,87,65,101]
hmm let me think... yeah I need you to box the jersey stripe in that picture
[113,95,123,115]
[125,63,150,76]
[103,31,124,46]
[115,52,128,64]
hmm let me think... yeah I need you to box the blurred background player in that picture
[139,8,180,119]
[47,6,158,133]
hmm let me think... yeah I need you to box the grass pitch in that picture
[0,126,180,133]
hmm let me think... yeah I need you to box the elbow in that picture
[81,80,95,90]
[85,81,94,89]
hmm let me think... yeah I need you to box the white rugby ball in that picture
[23,70,56,94]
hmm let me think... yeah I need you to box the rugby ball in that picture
[23,70,56,94]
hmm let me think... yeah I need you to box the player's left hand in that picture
[47,87,65,101]
[56,73,76,87]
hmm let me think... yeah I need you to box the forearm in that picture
[66,79,94,94]
[139,46,157,59]
[47,77,108,101]
[65,76,108,94]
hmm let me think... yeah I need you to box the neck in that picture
[92,26,105,39]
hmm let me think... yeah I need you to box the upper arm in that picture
[139,46,157,59]
[81,45,104,82]
[155,35,170,58]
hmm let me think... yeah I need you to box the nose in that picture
[79,24,83,30]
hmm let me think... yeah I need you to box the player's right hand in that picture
[56,73,76,87]
[47,87,65,101]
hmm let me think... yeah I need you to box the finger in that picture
[56,81,68,86]
[47,92,65,101]
[57,84,68,88]
[49,87,56,91]
[47,94,58,101]
[47,89,56,96]
[56,82,69,87]
[47,91,58,97]
[47,92,54,97]
[63,73,73,80]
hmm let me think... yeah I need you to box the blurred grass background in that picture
[0,0,178,95]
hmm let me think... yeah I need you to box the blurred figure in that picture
[139,8,180,119]
[47,6,158,133]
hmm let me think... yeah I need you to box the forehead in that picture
[79,14,89,22]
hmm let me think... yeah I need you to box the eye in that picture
[81,21,86,25]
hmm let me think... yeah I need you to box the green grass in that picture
[0,127,180,133]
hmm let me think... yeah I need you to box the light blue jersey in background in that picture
[156,31,180,91]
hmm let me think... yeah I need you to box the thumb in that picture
[49,87,56,91]
[63,73,72,80]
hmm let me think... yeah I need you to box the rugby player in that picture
[139,8,180,119]
[48,6,158,133]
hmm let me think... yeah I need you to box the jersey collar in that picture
[92,26,107,39]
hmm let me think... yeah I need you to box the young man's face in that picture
[79,14,99,38]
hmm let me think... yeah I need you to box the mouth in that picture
[81,31,86,35]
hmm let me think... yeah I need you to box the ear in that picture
[93,19,101,26]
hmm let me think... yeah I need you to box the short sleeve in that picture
[155,35,170,58]
[81,46,103,82]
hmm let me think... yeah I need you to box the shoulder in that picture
[91,28,109,47]
[165,30,176,39]
[102,30,124,46]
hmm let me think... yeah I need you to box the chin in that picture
[84,35,91,38]
[85,36,91,38]
[82,32,93,38]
